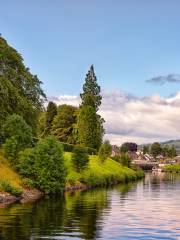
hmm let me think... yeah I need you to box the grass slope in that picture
[0,155,23,194]
[64,153,144,188]
[0,153,144,194]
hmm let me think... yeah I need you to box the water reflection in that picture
[0,173,179,239]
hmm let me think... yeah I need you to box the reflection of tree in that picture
[0,189,109,240]
[64,189,109,239]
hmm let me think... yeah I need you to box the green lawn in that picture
[64,152,144,188]
[163,164,180,172]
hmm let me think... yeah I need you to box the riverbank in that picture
[64,153,144,190]
[0,153,144,207]
[162,164,180,173]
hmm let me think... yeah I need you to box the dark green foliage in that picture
[150,142,162,158]
[51,104,77,144]
[113,153,131,167]
[143,145,149,154]
[2,114,33,163]
[3,114,33,145]
[162,144,177,158]
[0,36,46,134]
[77,105,101,149]
[72,147,89,172]
[37,112,46,137]
[119,153,131,167]
[17,148,36,178]
[80,65,102,111]
[0,180,22,197]
[98,140,112,162]
[44,101,57,135]
[77,65,104,150]
[18,137,67,194]
[121,142,137,152]
[120,144,128,153]
[3,137,19,162]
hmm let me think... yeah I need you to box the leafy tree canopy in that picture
[121,142,137,153]
[98,140,112,162]
[51,104,77,144]
[44,101,57,135]
[150,142,162,158]
[0,36,46,133]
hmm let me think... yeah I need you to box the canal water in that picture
[0,172,180,240]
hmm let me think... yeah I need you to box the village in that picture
[111,144,180,171]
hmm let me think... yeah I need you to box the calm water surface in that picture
[0,172,180,240]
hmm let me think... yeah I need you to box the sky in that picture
[1,0,180,144]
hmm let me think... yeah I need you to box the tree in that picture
[167,145,177,158]
[121,142,137,153]
[72,147,89,172]
[77,65,104,149]
[120,153,131,167]
[80,65,102,111]
[51,104,77,143]
[151,142,162,158]
[44,101,57,135]
[37,111,46,138]
[143,145,149,154]
[2,114,33,163]
[18,137,67,194]
[0,36,46,135]
[77,105,100,149]
[98,140,112,162]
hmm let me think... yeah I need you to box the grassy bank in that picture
[163,164,180,172]
[0,155,23,196]
[0,153,144,197]
[64,153,144,189]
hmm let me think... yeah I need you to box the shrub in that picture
[2,114,33,164]
[98,140,112,162]
[18,148,36,177]
[0,180,22,197]
[2,114,33,146]
[72,147,89,172]
[118,153,131,167]
[18,137,67,194]
[3,137,19,163]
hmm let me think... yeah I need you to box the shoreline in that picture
[0,173,144,208]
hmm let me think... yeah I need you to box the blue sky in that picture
[1,0,180,98]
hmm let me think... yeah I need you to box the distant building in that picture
[111,145,120,157]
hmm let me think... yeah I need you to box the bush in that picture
[98,140,112,162]
[18,137,67,194]
[18,148,36,177]
[2,114,33,146]
[2,114,33,164]
[72,147,89,172]
[0,180,22,197]
[3,137,19,163]
[117,153,131,168]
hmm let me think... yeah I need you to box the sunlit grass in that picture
[0,155,22,192]
[64,153,144,187]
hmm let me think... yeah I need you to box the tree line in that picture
[0,35,111,194]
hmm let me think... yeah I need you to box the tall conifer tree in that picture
[77,65,104,149]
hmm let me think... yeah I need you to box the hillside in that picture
[0,152,144,200]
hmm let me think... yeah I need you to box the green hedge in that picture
[59,142,97,155]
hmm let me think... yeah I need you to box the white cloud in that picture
[48,90,180,145]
